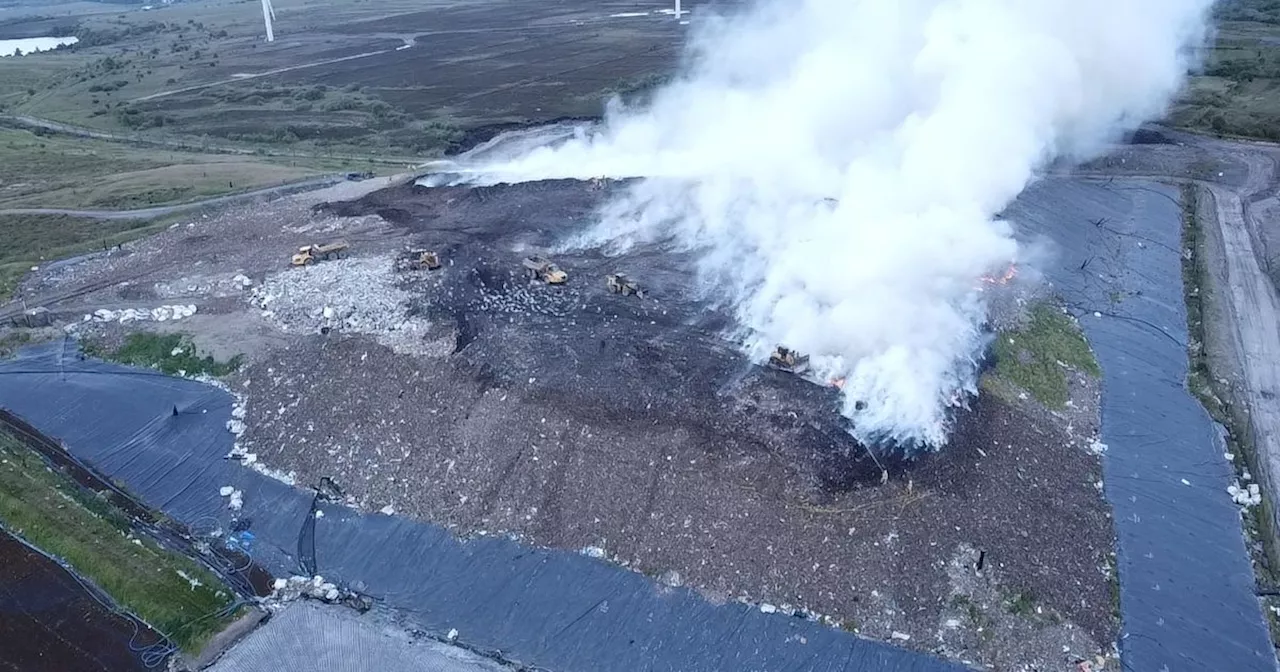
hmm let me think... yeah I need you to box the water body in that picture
[0,36,77,57]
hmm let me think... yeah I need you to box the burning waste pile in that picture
[248,257,447,356]
[447,0,1215,449]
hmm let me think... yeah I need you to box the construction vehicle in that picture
[414,250,441,270]
[768,346,810,373]
[606,273,644,298]
[523,256,567,284]
[291,241,348,267]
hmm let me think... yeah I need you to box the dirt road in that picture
[0,175,344,220]
[1201,146,1280,538]
[0,114,429,165]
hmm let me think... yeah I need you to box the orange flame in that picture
[978,263,1018,287]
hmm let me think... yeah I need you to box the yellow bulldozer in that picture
[291,241,349,267]
[768,346,810,373]
[523,256,567,284]
[605,273,644,298]
[413,250,441,270]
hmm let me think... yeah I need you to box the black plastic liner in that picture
[1005,177,1274,670]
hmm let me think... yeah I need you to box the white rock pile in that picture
[267,575,345,605]
[84,304,197,324]
[249,257,443,356]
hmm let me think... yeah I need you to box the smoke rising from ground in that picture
[456,0,1213,448]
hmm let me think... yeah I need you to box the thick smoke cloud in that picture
[456,0,1214,448]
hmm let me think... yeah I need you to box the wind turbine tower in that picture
[262,0,276,42]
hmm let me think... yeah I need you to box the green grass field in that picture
[0,0,466,157]
[1169,2,1280,139]
[84,332,243,377]
[0,429,236,653]
[0,125,340,209]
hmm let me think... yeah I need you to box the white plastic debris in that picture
[1088,440,1108,456]
[1229,481,1263,507]
[1181,479,1191,486]
[226,419,246,436]
[88,304,197,324]
[176,569,203,590]
[219,486,235,497]
[379,505,396,515]
[580,546,607,559]
[447,628,459,641]
[228,490,243,511]
[759,603,778,614]
[891,631,911,641]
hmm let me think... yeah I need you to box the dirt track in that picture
[0,175,343,221]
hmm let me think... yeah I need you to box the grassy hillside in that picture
[1171,1,1280,139]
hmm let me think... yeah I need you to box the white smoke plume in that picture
[452,0,1214,448]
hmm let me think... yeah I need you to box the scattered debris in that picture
[264,575,372,612]
[221,487,244,511]
[176,569,204,591]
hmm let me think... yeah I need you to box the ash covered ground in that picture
[3,173,1121,669]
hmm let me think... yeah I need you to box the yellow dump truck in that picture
[291,241,349,266]
[523,256,567,284]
